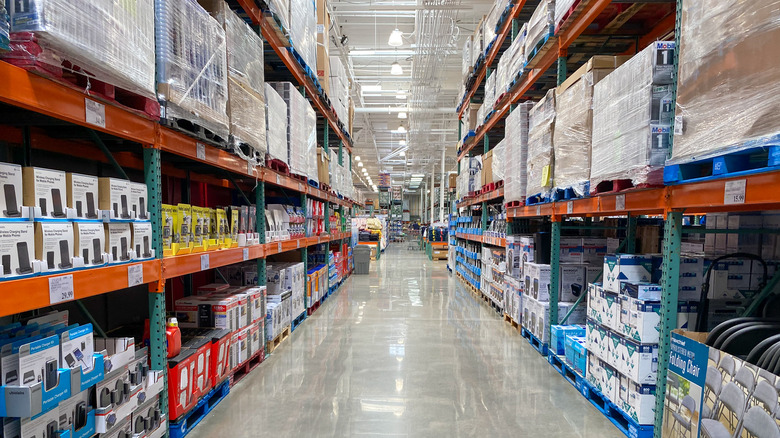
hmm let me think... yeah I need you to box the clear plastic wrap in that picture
[552,72,594,196]
[267,0,290,32]
[591,42,675,188]
[265,83,288,163]
[672,0,780,164]
[484,0,510,48]
[6,0,155,97]
[484,70,497,114]
[554,0,576,28]
[289,0,316,70]
[0,4,9,52]
[306,103,318,184]
[492,139,506,182]
[496,25,525,95]
[329,55,349,125]
[269,82,309,176]
[462,35,472,84]
[524,0,554,57]
[526,89,555,197]
[472,17,484,63]
[505,102,533,203]
[155,0,229,138]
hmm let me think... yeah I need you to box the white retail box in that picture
[129,182,149,220]
[586,352,603,389]
[603,254,654,293]
[528,263,552,301]
[618,295,661,344]
[727,214,762,254]
[0,221,38,278]
[60,324,95,373]
[67,172,100,219]
[587,283,604,322]
[559,264,586,302]
[202,294,241,331]
[17,334,60,390]
[0,162,25,219]
[35,221,75,271]
[617,374,656,425]
[602,359,620,403]
[99,177,132,220]
[559,237,583,263]
[679,256,704,300]
[74,221,107,267]
[582,238,608,265]
[586,318,609,361]
[619,281,661,301]
[20,404,59,438]
[132,221,155,260]
[617,337,658,385]
[601,289,621,330]
[23,166,67,219]
[174,297,202,328]
[105,222,132,263]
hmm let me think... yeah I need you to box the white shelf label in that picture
[276,175,281,185]
[49,275,75,305]
[616,194,626,211]
[243,248,249,261]
[296,239,300,248]
[567,202,573,214]
[674,116,684,136]
[535,205,541,216]
[724,179,746,205]
[200,254,210,271]
[128,264,144,287]
[277,242,282,252]
[298,183,303,192]
[85,99,106,128]
[196,143,206,160]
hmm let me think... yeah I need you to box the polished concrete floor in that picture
[189,245,622,437]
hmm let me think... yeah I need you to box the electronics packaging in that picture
[161,204,175,256]
[20,405,59,438]
[591,42,675,189]
[105,223,132,263]
[0,162,24,219]
[98,178,131,220]
[17,334,60,390]
[176,204,193,254]
[671,1,780,165]
[155,0,229,141]
[57,388,92,437]
[23,167,67,219]
[552,57,627,197]
[526,89,555,198]
[73,221,106,267]
[129,182,149,220]
[0,221,36,277]
[60,324,94,373]
[35,221,74,271]
[132,222,154,260]
[504,102,533,204]
[5,0,155,100]
[67,173,99,220]
[265,83,289,164]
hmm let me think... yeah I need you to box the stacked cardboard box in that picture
[526,89,555,198]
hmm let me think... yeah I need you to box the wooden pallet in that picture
[524,31,557,69]
[265,157,290,175]
[229,349,264,387]
[168,380,230,438]
[307,299,321,315]
[503,313,519,330]
[266,324,290,354]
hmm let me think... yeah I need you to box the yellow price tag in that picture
[541,165,551,187]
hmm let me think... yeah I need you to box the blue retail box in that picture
[551,325,585,356]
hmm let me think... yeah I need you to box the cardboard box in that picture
[0,222,36,277]
[35,221,74,271]
[316,0,330,96]
[162,204,176,256]
[317,148,330,186]
[582,238,607,265]
[601,289,621,331]
[559,237,584,264]
[618,295,661,344]
[551,325,585,356]
[74,221,106,266]
[481,149,493,186]
[620,281,662,301]
[65,172,99,220]
[557,55,632,94]
[23,166,67,218]
[603,254,654,293]
[0,162,23,219]
[129,182,149,220]
[617,374,656,425]
[617,337,658,385]
[559,264,586,302]
[527,263,551,301]
[98,177,131,219]
[132,222,154,259]
[105,222,132,263]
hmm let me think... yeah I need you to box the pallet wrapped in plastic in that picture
[199,0,267,162]
[265,83,288,164]
[462,35,472,85]
[267,0,290,32]
[526,89,555,198]
[492,139,506,183]
[0,4,9,52]
[496,24,526,95]
[552,58,623,197]
[269,82,309,176]
[472,16,485,64]
[484,0,510,48]
[505,102,533,204]
[306,104,318,184]
[524,0,554,59]
[6,0,155,98]
[555,0,576,28]
[484,70,497,115]
[329,55,349,125]
[289,0,316,71]
[671,0,780,164]
[156,0,229,140]
[591,42,675,190]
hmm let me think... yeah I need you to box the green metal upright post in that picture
[557,56,567,85]
[301,192,308,308]
[549,219,562,339]
[144,146,167,416]
[338,141,343,166]
[653,211,683,436]
[256,181,267,346]
[511,18,519,40]
[669,0,683,156]
[626,214,638,253]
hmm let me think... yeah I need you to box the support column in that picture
[429,168,434,223]
[548,218,562,340]
[557,46,567,86]
[301,192,308,308]
[256,181,267,346]
[440,148,445,223]
[653,211,682,436]
[626,214,638,253]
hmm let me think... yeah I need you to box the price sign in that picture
[536,206,541,216]
[616,194,626,211]
[243,248,249,261]
[49,275,75,305]
[724,179,746,205]
[296,240,300,248]
[196,143,206,160]
[567,202,573,214]
[85,99,106,128]
[200,254,210,271]
[128,264,144,287]
[277,242,282,252]
[276,175,281,185]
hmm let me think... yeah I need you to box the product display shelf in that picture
[456,232,483,244]
[457,186,505,209]
[234,0,353,153]
[0,259,161,318]
[457,0,527,118]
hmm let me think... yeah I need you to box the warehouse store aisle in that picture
[189,246,621,437]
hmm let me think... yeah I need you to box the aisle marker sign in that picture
[200,254,209,271]
[128,264,144,287]
[196,143,206,161]
[85,99,106,128]
[49,275,75,305]
[616,194,626,211]
[724,179,746,205]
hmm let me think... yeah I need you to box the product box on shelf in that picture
[559,237,583,263]
[175,204,193,254]
[603,254,654,293]
[35,221,74,271]
[566,335,588,376]
[67,173,99,220]
[0,162,25,220]
[161,204,175,256]
[617,375,656,425]
[59,324,94,374]
[98,177,131,221]
[617,295,661,344]
[0,221,38,278]
[559,264,586,302]
[620,281,662,301]
[20,406,59,438]
[129,182,149,221]
[105,222,132,264]
[58,387,95,438]
[526,262,551,301]
[550,325,585,356]
[131,222,154,260]
[616,337,658,385]
[504,102,533,204]
[586,318,609,360]
[23,167,67,219]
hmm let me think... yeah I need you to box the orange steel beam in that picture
[0,260,161,318]
[621,12,676,55]
[0,62,156,145]
[162,246,265,279]
[458,0,527,119]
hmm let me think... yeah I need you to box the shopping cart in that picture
[407,229,421,250]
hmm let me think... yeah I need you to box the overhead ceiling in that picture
[326,0,495,195]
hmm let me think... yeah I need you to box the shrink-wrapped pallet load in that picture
[526,89,555,199]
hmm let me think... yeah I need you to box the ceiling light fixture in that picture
[388,29,404,47]
[399,139,407,146]
[400,150,406,157]
[358,162,363,167]
[396,93,407,100]
[390,61,403,76]
[355,156,361,161]
[396,126,406,133]
[397,111,407,119]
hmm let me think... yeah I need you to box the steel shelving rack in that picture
[0,1,360,431]
[449,0,780,436]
